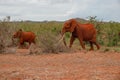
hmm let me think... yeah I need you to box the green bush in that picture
[88,16,120,47]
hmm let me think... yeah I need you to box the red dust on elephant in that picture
[60,19,100,51]
[12,29,36,48]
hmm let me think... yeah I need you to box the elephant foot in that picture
[69,45,72,48]
[89,48,94,51]
[26,46,29,49]
[81,49,87,53]
[97,46,100,50]
[18,45,22,49]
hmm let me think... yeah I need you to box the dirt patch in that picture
[0,50,120,80]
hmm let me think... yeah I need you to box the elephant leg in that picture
[69,36,75,48]
[94,42,100,50]
[19,39,24,48]
[78,38,85,49]
[19,42,24,48]
[28,42,32,48]
[91,35,100,50]
[89,42,94,51]
[33,40,36,44]
[18,43,21,48]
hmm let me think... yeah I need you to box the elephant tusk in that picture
[55,34,65,47]
[56,34,67,47]
[63,37,67,47]
[58,34,65,43]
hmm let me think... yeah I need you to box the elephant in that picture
[12,29,36,48]
[60,19,100,50]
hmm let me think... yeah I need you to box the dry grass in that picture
[37,31,70,53]
[0,19,17,52]
[0,16,120,54]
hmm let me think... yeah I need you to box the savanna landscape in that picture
[0,16,120,80]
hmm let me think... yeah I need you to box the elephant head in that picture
[12,29,23,44]
[13,29,22,38]
[61,19,78,36]
[60,19,78,46]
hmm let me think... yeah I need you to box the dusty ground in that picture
[0,49,120,80]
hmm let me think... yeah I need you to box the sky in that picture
[0,0,120,22]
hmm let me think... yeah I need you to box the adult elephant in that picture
[60,19,100,50]
[12,29,36,48]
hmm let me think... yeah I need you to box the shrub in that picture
[38,31,69,53]
[0,17,17,52]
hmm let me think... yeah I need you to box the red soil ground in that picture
[0,49,120,80]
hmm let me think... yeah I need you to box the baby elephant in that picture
[12,29,36,48]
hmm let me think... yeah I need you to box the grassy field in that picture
[0,17,120,80]
[0,17,120,53]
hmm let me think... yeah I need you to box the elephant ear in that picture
[19,29,22,31]
[18,29,23,38]
[70,19,77,32]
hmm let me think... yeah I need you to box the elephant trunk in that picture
[59,30,67,47]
